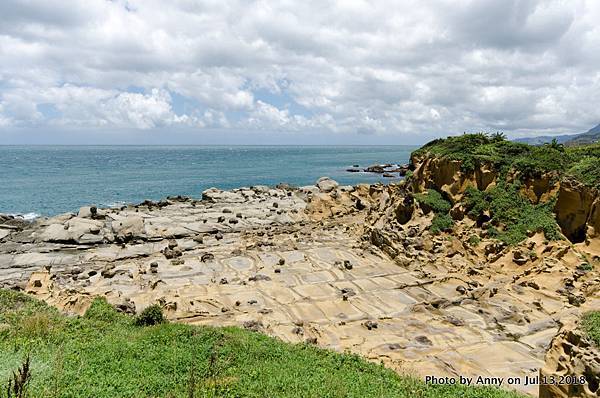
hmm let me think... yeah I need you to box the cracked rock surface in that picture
[1,181,599,397]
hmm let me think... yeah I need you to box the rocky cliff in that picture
[401,149,600,397]
[409,152,600,244]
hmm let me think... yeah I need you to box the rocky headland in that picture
[1,135,599,397]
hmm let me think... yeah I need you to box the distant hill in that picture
[513,123,600,146]
[565,123,600,146]
[514,134,575,145]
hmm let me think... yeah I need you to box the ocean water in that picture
[0,145,417,217]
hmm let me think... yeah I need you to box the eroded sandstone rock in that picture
[540,324,600,398]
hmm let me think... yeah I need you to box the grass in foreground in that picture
[0,289,525,398]
[582,311,600,348]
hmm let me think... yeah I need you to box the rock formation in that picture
[540,323,600,398]
[1,154,599,397]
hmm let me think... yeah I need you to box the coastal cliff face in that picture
[409,152,600,244]
[403,150,600,398]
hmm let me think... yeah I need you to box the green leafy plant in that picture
[414,189,451,214]
[468,235,481,246]
[134,304,166,326]
[464,181,560,245]
[582,311,600,347]
[414,190,453,234]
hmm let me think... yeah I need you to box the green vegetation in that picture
[134,303,166,326]
[468,235,481,246]
[464,181,560,245]
[582,311,600,347]
[0,289,525,398]
[413,133,600,187]
[430,213,453,234]
[414,189,454,234]
[414,189,451,213]
[577,262,594,272]
[409,133,600,245]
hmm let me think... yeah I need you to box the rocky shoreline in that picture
[1,162,599,397]
[346,163,410,177]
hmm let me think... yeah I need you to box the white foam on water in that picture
[98,201,128,209]
[9,212,41,220]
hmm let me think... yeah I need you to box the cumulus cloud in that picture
[1,0,599,141]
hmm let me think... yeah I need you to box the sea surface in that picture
[0,145,417,217]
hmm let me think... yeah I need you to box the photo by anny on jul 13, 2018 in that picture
[0,1,599,398]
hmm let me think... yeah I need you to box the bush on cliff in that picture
[464,181,560,245]
[414,189,454,233]
[413,133,600,186]
[582,311,600,347]
[0,289,525,398]
[134,304,166,326]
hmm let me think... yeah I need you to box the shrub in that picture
[468,235,481,246]
[414,189,451,214]
[464,181,560,245]
[84,297,125,324]
[582,311,600,347]
[19,314,52,340]
[135,304,165,326]
[414,189,453,234]
[431,214,453,234]
[567,156,600,188]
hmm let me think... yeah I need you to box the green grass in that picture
[0,290,525,398]
[412,133,600,186]
[414,190,454,234]
[582,311,600,348]
[464,181,560,245]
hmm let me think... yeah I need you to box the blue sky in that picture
[1,0,600,145]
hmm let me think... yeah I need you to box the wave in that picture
[9,212,41,221]
[98,201,128,209]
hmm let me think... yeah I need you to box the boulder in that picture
[450,203,465,221]
[111,216,145,241]
[316,177,339,193]
[394,196,414,224]
[300,185,320,195]
[365,165,387,173]
[77,206,102,219]
[512,250,529,266]
[39,217,104,244]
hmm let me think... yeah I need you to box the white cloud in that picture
[1,0,600,140]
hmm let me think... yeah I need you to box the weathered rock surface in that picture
[540,324,600,398]
[316,177,339,193]
[1,173,599,397]
[410,153,600,243]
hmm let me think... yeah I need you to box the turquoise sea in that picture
[0,145,417,217]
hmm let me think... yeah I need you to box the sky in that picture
[1,0,600,145]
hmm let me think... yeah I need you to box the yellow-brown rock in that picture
[540,324,600,398]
